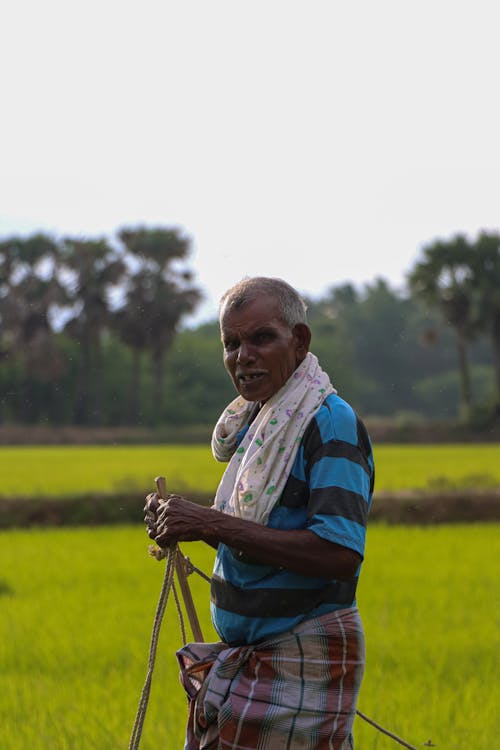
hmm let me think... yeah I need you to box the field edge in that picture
[0,489,499,529]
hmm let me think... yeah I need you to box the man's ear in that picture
[293,323,312,362]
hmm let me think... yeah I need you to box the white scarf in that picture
[211,352,336,525]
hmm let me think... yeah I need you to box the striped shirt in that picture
[210,393,374,645]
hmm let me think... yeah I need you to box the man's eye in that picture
[224,340,238,352]
[255,332,273,343]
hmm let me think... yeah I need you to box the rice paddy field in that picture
[0,523,498,749]
[1,442,499,498]
[0,442,499,748]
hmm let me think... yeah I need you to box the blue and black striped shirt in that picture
[210,393,374,645]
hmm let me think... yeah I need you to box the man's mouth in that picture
[237,372,266,383]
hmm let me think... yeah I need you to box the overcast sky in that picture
[1,0,499,324]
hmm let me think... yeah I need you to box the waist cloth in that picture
[177,607,365,750]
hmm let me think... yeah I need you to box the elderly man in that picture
[145,277,374,750]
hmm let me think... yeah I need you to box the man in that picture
[145,276,374,750]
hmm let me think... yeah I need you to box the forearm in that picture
[199,507,360,580]
[146,494,360,579]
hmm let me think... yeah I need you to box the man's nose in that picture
[236,341,254,363]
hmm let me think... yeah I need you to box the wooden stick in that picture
[154,476,205,643]
[174,555,204,642]
[155,475,167,502]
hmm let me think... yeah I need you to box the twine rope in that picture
[171,580,187,646]
[128,545,178,750]
[355,710,420,750]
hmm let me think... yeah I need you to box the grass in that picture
[0,444,223,497]
[0,442,499,499]
[356,523,500,748]
[372,443,500,492]
[0,523,498,749]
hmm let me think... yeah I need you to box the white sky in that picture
[1,0,500,325]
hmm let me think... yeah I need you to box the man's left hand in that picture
[144,493,209,547]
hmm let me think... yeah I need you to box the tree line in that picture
[0,227,498,429]
[0,228,200,426]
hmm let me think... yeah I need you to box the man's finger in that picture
[144,492,160,513]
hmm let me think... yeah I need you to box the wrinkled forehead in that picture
[220,294,286,333]
[220,289,261,316]
[219,292,281,328]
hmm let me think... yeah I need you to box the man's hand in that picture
[144,492,209,547]
[143,491,161,540]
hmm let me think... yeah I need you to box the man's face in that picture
[220,295,310,403]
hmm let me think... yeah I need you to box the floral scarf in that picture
[211,352,335,525]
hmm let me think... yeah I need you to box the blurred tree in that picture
[112,268,152,424]
[305,284,365,406]
[0,234,68,421]
[468,232,500,411]
[306,280,437,417]
[163,321,234,426]
[0,227,496,429]
[116,227,202,423]
[60,237,126,424]
[351,279,425,415]
[408,235,475,418]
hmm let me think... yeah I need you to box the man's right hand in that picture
[144,492,160,540]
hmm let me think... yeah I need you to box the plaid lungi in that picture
[177,607,365,750]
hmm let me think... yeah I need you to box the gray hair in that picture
[219,276,308,328]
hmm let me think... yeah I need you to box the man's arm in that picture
[145,493,360,580]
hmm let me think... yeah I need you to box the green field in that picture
[0,523,498,749]
[1,442,499,498]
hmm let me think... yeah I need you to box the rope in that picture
[132,546,424,750]
[128,545,177,750]
[183,555,212,583]
[355,711,420,750]
[172,580,187,646]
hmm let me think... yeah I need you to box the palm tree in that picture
[60,237,126,425]
[112,268,153,424]
[0,234,68,421]
[408,235,475,418]
[117,227,202,423]
[469,232,500,412]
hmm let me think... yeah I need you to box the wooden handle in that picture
[153,474,204,642]
[175,555,204,642]
[155,476,167,500]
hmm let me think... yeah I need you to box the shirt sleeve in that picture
[304,398,374,558]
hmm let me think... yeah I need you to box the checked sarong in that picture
[177,607,365,750]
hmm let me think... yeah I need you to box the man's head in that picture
[219,277,309,328]
[219,277,311,403]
